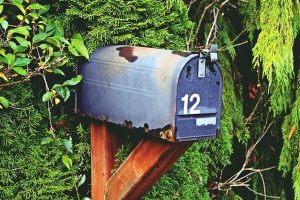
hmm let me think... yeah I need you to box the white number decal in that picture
[181,93,201,114]
[181,94,189,115]
[189,94,201,114]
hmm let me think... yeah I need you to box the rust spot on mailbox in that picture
[77,45,222,142]
[116,46,138,62]
[172,50,191,57]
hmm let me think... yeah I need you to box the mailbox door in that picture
[175,57,222,141]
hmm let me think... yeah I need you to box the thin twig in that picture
[210,121,276,198]
[0,78,30,88]
[218,41,249,52]
[206,0,230,45]
[259,171,267,200]
[218,28,247,50]
[245,186,280,199]
[235,166,276,183]
[188,0,197,11]
[193,1,215,42]
[206,7,219,45]
[75,185,80,200]
[245,92,265,124]
[231,28,247,43]
[253,121,274,149]
[42,75,54,133]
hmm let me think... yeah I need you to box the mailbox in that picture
[76,45,222,142]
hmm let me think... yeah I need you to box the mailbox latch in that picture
[198,44,218,78]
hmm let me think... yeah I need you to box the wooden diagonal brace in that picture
[105,138,192,199]
[91,122,193,200]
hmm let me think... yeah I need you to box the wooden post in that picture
[91,122,122,200]
[105,137,193,199]
[91,122,193,200]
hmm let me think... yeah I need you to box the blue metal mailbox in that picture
[76,45,222,142]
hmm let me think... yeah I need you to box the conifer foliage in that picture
[53,0,194,51]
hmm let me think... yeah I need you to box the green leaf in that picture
[14,45,27,53]
[46,37,60,47]
[45,20,56,33]
[12,0,23,4]
[32,32,48,43]
[62,155,72,169]
[0,72,8,81]
[53,68,65,75]
[53,84,70,101]
[1,20,8,30]
[15,36,29,47]
[82,198,91,200]
[78,174,86,187]
[0,49,5,56]
[12,67,27,75]
[17,15,23,21]
[6,54,15,66]
[38,43,49,50]
[48,46,53,57]
[0,0,4,4]
[0,96,9,108]
[28,12,39,20]
[27,3,47,11]
[0,56,7,64]
[8,41,17,51]
[62,75,82,86]
[0,5,3,14]
[12,0,25,15]
[71,34,89,60]
[68,45,80,56]
[49,21,64,37]
[63,88,70,101]
[41,137,52,145]
[63,137,73,154]
[13,58,31,67]
[8,27,30,36]
[42,91,53,102]
[9,41,27,53]
[52,35,67,43]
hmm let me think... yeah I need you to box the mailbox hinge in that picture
[198,44,218,78]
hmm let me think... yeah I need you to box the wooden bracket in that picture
[91,121,193,200]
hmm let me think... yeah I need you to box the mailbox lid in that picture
[77,45,198,141]
[175,57,222,141]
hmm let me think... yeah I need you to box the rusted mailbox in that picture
[77,45,222,142]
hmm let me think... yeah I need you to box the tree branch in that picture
[193,1,215,43]
[205,0,230,45]
[210,121,277,198]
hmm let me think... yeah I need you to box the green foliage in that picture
[293,0,300,36]
[0,0,88,107]
[252,0,295,115]
[279,71,300,200]
[293,153,300,200]
[239,0,259,42]
[0,84,90,199]
[53,0,193,51]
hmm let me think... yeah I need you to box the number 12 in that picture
[181,93,201,115]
